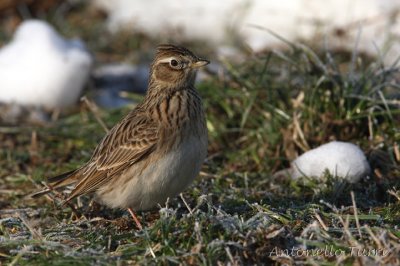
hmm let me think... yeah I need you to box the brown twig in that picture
[351,191,362,238]
[17,212,43,241]
[81,96,109,133]
[180,193,193,216]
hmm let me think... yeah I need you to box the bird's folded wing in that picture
[66,114,159,200]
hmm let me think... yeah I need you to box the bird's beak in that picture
[191,58,210,68]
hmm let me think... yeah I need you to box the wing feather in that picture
[66,112,159,201]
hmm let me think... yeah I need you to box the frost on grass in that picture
[2,191,399,264]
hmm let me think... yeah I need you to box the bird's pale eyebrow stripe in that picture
[158,57,177,63]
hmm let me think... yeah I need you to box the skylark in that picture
[33,44,209,229]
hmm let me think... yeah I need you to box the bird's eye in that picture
[170,59,179,67]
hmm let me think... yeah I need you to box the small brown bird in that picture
[33,44,209,229]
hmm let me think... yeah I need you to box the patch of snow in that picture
[291,141,371,183]
[92,0,400,65]
[0,20,93,109]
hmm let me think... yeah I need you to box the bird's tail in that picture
[29,169,78,198]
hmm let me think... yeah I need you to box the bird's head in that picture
[149,44,209,90]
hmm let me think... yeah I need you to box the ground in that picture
[0,2,400,265]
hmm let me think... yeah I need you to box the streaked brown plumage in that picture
[33,44,209,228]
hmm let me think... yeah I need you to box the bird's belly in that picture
[96,135,207,210]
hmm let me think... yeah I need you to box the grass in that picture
[1,2,400,265]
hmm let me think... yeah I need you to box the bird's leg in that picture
[127,208,143,230]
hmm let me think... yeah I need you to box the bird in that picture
[32,44,209,229]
